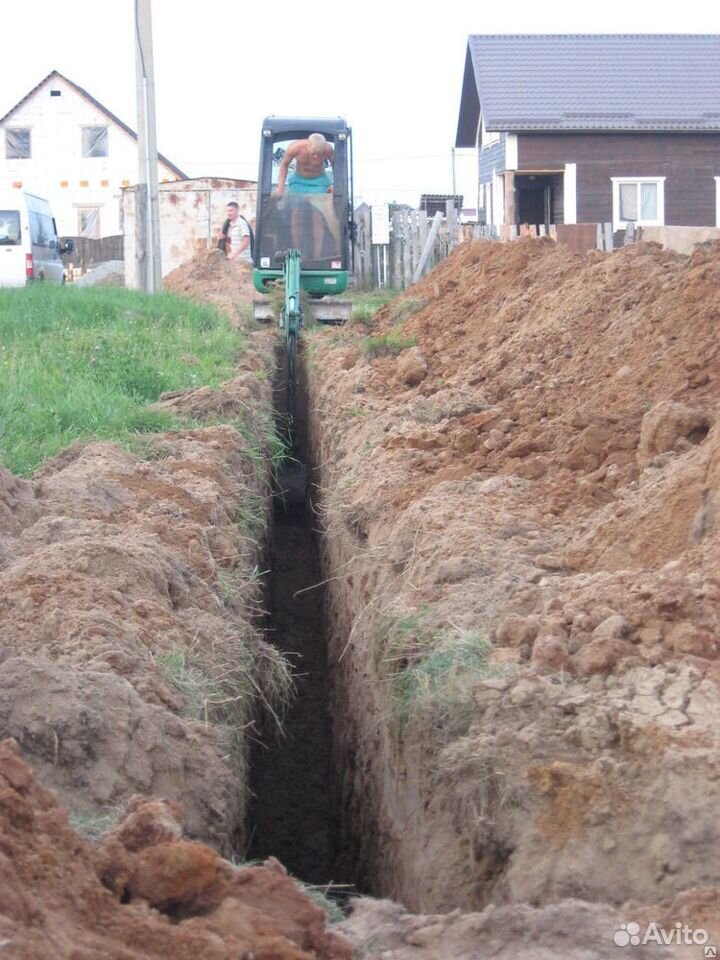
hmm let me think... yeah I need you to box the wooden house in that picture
[455,35,720,235]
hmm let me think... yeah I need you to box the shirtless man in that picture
[275,133,334,196]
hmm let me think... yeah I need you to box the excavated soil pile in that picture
[164,248,256,327]
[306,239,720,928]
[0,739,352,958]
[4,239,720,958]
[0,243,357,956]
[0,322,285,845]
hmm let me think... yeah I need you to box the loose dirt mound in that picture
[164,248,257,326]
[307,239,720,918]
[0,334,281,853]
[5,239,720,957]
[337,890,720,960]
[0,739,352,958]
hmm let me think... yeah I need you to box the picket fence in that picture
[352,204,619,289]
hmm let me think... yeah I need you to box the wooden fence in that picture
[62,235,124,270]
[353,208,622,290]
[353,201,460,290]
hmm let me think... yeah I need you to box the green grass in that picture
[378,614,501,740]
[70,806,124,842]
[361,331,417,358]
[157,636,294,739]
[385,296,426,325]
[351,293,424,358]
[0,284,242,475]
[349,289,399,325]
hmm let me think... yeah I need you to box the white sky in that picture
[2,1,717,209]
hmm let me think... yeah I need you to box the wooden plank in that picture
[446,199,459,252]
[412,210,443,284]
[402,210,412,289]
[407,210,417,283]
[390,210,404,289]
[603,222,614,252]
[418,209,428,253]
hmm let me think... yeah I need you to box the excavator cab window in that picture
[254,119,352,274]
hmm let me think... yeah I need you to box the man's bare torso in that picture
[293,141,333,178]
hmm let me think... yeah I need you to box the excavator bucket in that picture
[307,299,352,324]
[252,298,277,323]
[253,297,352,325]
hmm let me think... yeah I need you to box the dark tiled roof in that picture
[456,35,720,145]
[1,70,188,179]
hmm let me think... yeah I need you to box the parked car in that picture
[0,190,73,287]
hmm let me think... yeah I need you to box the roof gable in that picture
[456,35,720,146]
[1,70,188,179]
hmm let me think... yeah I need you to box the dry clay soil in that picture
[0,243,719,958]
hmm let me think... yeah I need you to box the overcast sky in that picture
[2,1,716,209]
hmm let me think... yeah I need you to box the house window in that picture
[78,207,101,238]
[611,177,665,231]
[82,126,108,158]
[6,128,31,159]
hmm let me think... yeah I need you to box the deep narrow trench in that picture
[245,343,343,886]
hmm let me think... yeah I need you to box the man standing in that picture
[273,134,338,257]
[275,134,334,197]
[226,202,252,263]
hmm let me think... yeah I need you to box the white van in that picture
[0,191,73,287]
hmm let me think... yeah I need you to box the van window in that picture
[0,210,21,245]
[29,211,55,248]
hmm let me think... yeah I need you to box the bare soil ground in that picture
[306,238,720,945]
[2,240,720,958]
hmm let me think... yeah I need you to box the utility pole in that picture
[135,0,162,292]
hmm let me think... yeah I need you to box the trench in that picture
[245,344,348,887]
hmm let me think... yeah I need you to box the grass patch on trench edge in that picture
[377,613,502,741]
[156,632,294,747]
[358,296,425,358]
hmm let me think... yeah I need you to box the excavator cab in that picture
[252,117,353,315]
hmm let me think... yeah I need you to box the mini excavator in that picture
[251,117,354,417]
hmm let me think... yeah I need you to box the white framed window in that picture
[480,117,500,150]
[611,177,665,231]
[82,126,108,158]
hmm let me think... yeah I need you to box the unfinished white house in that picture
[0,70,186,239]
